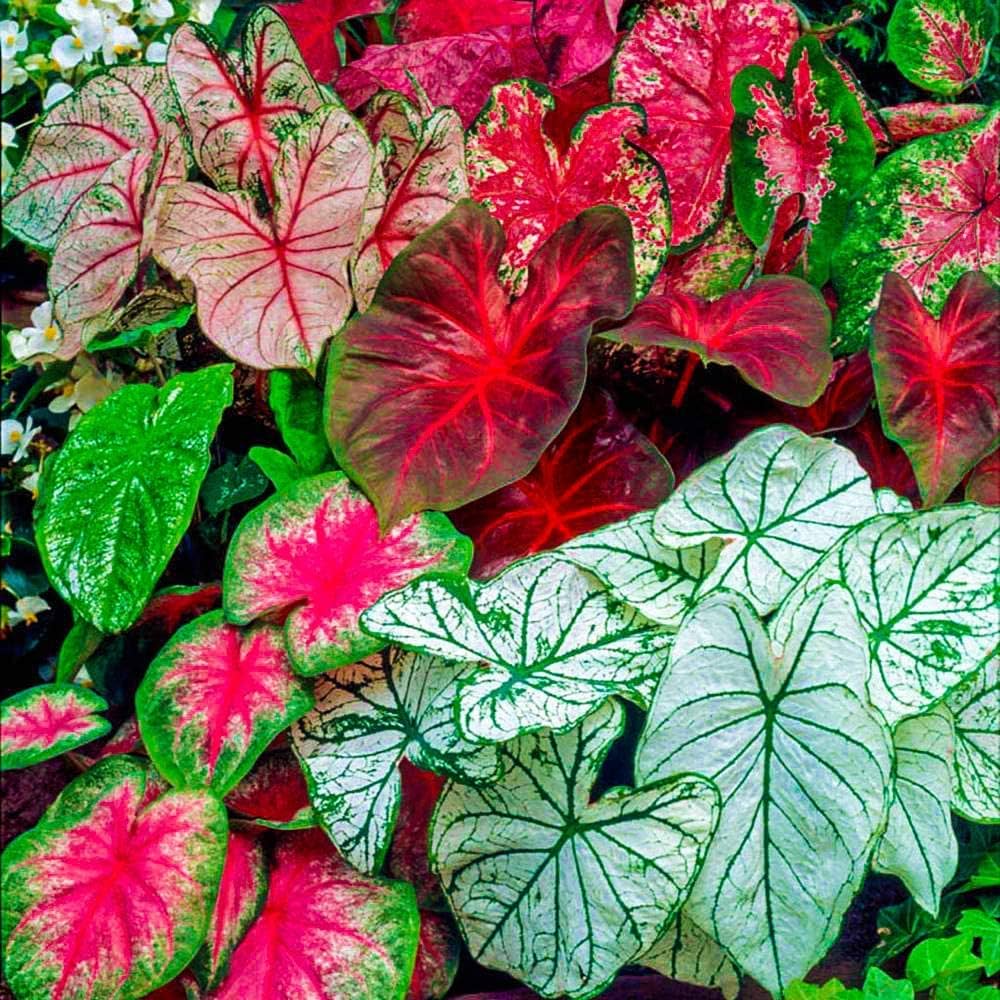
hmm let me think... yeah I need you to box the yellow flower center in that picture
[43,325,59,340]
[61,383,75,396]
[72,36,84,48]
[9,430,21,443]
[23,611,38,624]
[113,42,127,53]
[4,34,15,45]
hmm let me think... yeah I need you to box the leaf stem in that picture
[671,353,700,409]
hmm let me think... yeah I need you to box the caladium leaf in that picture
[533,0,625,86]
[394,0,532,41]
[361,553,673,742]
[730,37,875,285]
[641,913,740,1000]
[966,449,1000,505]
[872,270,1000,507]
[408,912,460,1000]
[430,700,720,999]
[362,91,423,182]
[874,708,958,916]
[635,586,893,996]
[268,370,330,476]
[205,830,420,1000]
[945,660,999,823]
[451,390,673,578]
[654,216,754,299]
[652,424,877,615]
[1,684,110,771]
[291,647,500,873]
[224,750,315,829]
[224,472,471,675]
[153,104,372,370]
[4,65,180,252]
[136,611,313,796]
[611,0,800,246]
[839,411,921,503]
[882,102,988,143]
[1,756,228,1000]
[832,107,1000,352]
[389,762,446,908]
[604,277,833,406]
[35,365,233,633]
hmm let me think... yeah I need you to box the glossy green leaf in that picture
[945,658,999,822]
[640,912,740,1000]
[269,370,331,475]
[956,909,1000,976]
[906,934,983,990]
[248,446,302,491]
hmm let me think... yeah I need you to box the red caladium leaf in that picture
[388,762,446,908]
[97,716,145,760]
[408,912,461,1000]
[654,216,754,299]
[545,60,612,150]
[966,449,1000,505]
[153,104,372,369]
[224,750,314,829]
[167,8,323,200]
[138,583,223,636]
[1,756,227,1000]
[1,684,110,772]
[4,66,180,252]
[363,91,423,182]
[394,0,532,41]
[533,0,625,86]
[452,391,673,578]
[871,270,1000,507]
[611,0,800,247]
[467,79,670,295]
[756,193,811,276]
[223,472,472,673]
[838,411,920,503]
[205,830,419,1000]
[136,611,314,796]
[882,102,988,143]
[327,200,635,525]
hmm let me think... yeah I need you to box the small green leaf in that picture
[55,619,105,683]
[200,455,268,517]
[957,909,1000,976]
[861,967,915,999]
[269,369,331,474]
[248,446,302,491]
[906,934,983,990]
[86,303,193,353]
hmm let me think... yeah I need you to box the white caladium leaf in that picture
[641,912,740,1000]
[945,659,999,823]
[874,708,958,915]
[291,647,499,874]
[652,425,877,615]
[361,553,673,742]
[636,585,893,996]
[430,701,720,1000]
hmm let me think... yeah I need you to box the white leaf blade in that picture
[945,658,999,823]
[641,911,741,1000]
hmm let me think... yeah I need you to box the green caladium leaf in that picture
[945,658,999,822]
[34,365,233,632]
[291,647,500,874]
[874,708,958,915]
[430,701,720,999]
[361,553,674,742]
[269,370,331,476]
[640,912,740,1000]
[652,425,877,616]
[636,585,893,996]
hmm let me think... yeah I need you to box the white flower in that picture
[145,30,170,61]
[10,301,64,361]
[1,151,11,192]
[0,21,27,61]
[101,14,139,64]
[54,0,99,24]
[1,417,41,462]
[102,0,135,14]
[50,17,103,69]
[8,596,51,626]
[43,81,74,109]
[20,470,40,498]
[141,0,173,24]
[189,0,219,24]
[48,357,121,424]
[1,58,27,94]
[1,121,16,149]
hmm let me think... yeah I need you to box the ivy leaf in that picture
[945,659,999,822]
[268,371,330,476]
[636,586,893,996]
[872,270,1000,507]
[35,365,233,632]
[362,553,673,742]
[532,0,625,86]
[0,684,110,771]
[430,701,720,999]
[956,909,1000,976]
[136,611,314,796]
[640,912,740,1000]
[326,200,634,527]
[906,934,983,991]
[409,912,461,1000]
[292,647,499,873]
[224,472,471,675]
[0,756,228,1000]
[224,750,315,829]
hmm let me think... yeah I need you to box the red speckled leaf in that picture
[533,0,625,86]
[838,411,920,503]
[205,830,419,1000]
[168,8,322,199]
[452,391,673,578]
[388,762,446,908]
[882,102,988,143]
[97,716,145,760]
[757,193,810,276]
[153,105,372,369]
[394,0,531,41]
[611,0,800,246]
[225,750,314,828]
[1,756,227,1000]
[408,912,460,1000]
[1,684,110,771]
[654,215,755,299]
[966,449,1000,505]
[136,611,313,795]
[872,270,1000,506]
[223,472,472,674]
[467,79,670,294]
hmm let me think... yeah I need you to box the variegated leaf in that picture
[641,912,740,1000]
[945,658,999,823]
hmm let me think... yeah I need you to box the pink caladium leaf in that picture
[96,716,145,760]
[224,750,315,829]
[223,471,472,674]
[363,91,424,182]
[532,0,625,86]
[1,756,227,1000]
[136,611,314,795]
[394,0,532,41]
[966,449,1000,505]
[452,391,673,578]
[1,684,111,771]
[467,79,670,294]
[327,200,635,526]
[654,216,755,300]
[153,104,372,369]
[408,912,461,1000]
[205,830,420,1000]
[872,270,1000,507]
[611,0,800,247]
[4,65,181,252]
[388,762,446,908]
[882,102,988,143]
[168,8,323,200]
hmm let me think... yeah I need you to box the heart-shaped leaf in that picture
[362,553,673,742]
[430,700,720,999]
[945,659,999,823]
[467,79,670,294]
[408,912,461,1000]
[327,200,634,526]
[1,756,228,1000]
[532,0,625,86]
[153,104,372,369]
[640,913,740,1000]
[291,647,500,873]
[394,0,533,40]
[882,102,988,143]
[1,684,110,771]
[224,472,471,674]
[636,586,893,995]
[136,611,313,796]
[872,270,1000,507]
[224,750,315,829]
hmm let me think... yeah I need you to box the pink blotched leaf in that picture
[882,102,988,143]
[966,449,1000,505]
[533,0,625,86]
[224,750,314,828]
[467,79,669,294]
[872,270,1000,507]
[136,610,313,796]
[388,761,446,909]
[153,104,372,369]
[0,756,227,1000]
[408,912,461,1000]
[223,471,472,674]
[328,200,635,526]
[393,0,532,41]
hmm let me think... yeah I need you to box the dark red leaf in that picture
[388,761,445,908]
[394,0,532,41]
[224,750,314,828]
[408,912,461,1000]
[966,448,1000,505]
[773,351,874,435]
[533,0,625,86]
[138,583,223,637]
[544,60,612,151]
[838,410,920,503]
[881,102,988,143]
[758,193,810,276]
